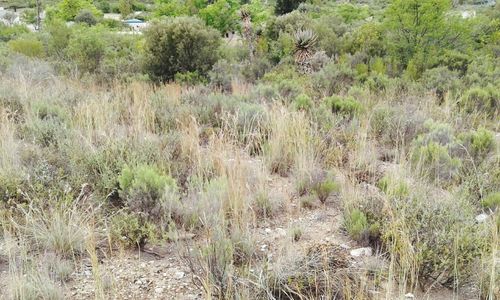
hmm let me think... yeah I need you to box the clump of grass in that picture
[290,225,303,242]
[265,107,314,176]
[18,203,91,257]
[324,95,362,117]
[312,177,340,203]
[300,195,317,209]
[481,192,500,211]
[344,208,369,242]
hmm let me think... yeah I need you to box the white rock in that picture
[350,247,372,257]
[275,228,286,237]
[155,287,164,294]
[405,292,415,299]
[174,271,185,279]
[475,213,488,223]
[264,228,272,234]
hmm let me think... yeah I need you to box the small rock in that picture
[155,287,164,294]
[275,228,286,237]
[265,228,272,234]
[350,247,372,257]
[475,213,488,223]
[405,292,415,299]
[340,243,351,250]
[174,271,185,279]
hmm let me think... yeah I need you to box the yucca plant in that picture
[293,29,318,73]
[239,7,254,59]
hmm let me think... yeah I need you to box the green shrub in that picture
[293,93,312,111]
[8,37,45,58]
[313,62,356,96]
[411,142,461,182]
[383,194,489,288]
[421,67,459,100]
[324,95,362,117]
[480,192,500,210]
[74,9,98,26]
[0,24,30,42]
[300,195,316,209]
[67,26,105,73]
[275,0,306,15]
[344,208,369,242]
[377,175,409,199]
[199,0,240,33]
[49,0,101,21]
[312,178,340,203]
[436,50,470,74]
[110,210,157,247]
[174,71,207,86]
[143,17,221,82]
[460,86,499,116]
[458,128,495,160]
[118,164,178,222]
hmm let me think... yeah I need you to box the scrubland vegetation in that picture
[0,0,499,299]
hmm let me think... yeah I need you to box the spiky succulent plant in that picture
[293,29,318,65]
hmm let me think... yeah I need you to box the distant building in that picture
[123,19,148,31]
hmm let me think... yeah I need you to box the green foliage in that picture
[21,8,37,24]
[412,142,461,182]
[312,178,340,203]
[459,128,495,159]
[385,0,452,69]
[0,24,30,42]
[313,62,356,96]
[324,95,362,117]
[143,17,221,82]
[199,0,240,33]
[8,37,45,58]
[421,66,459,99]
[118,164,175,199]
[67,26,105,73]
[74,9,97,25]
[174,71,207,86]
[480,192,500,210]
[110,210,158,247]
[275,0,305,15]
[344,208,369,242]
[335,3,370,24]
[44,20,72,58]
[293,93,312,111]
[377,175,409,199]
[119,0,133,18]
[460,86,499,116]
[50,0,101,21]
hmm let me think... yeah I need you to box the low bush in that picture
[110,210,158,247]
[293,93,312,111]
[8,37,45,58]
[344,208,368,242]
[481,192,500,210]
[312,177,340,203]
[324,95,362,117]
[118,164,178,222]
[460,86,499,116]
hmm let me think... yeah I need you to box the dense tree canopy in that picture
[143,17,221,82]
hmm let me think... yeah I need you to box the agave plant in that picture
[293,29,318,73]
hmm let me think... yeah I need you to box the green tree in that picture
[67,26,105,73]
[199,0,240,33]
[385,0,451,68]
[143,17,221,82]
[119,0,133,18]
[274,0,305,15]
[50,0,101,21]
